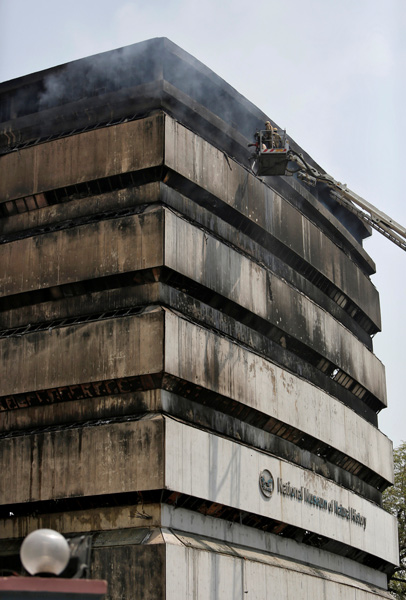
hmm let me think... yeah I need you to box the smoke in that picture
[0,36,364,243]
[0,39,163,122]
[38,41,157,110]
[1,37,267,140]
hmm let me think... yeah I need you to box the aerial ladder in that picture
[249,126,406,251]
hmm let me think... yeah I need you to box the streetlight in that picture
[20,529,70,576]
[0,529,107,600]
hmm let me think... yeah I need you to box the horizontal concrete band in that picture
[0,181,162,238]
[164,116,381,328]
[0,209,164,296]
[0,115,164,201]
[0,179,374,349]
[0,416,164,504]
[0,503,387,588]
[159,183,374,348]
[0,207,386,405]
[0,383,384,501]
[0,415,396,564]
[9,530,391,598]
[161,505,388,588]
[0,311,393,483]
[0,363,384,496]
[0,280,381,428]
[164,311,393,484]
[164,418,398,565]
[164,209,386,404]
[166,543,392,599]
[0,309,164,396]
[0,113,380,329]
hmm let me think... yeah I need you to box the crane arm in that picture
[288,152,406,252]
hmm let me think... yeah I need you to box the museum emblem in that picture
[259,469,274,498]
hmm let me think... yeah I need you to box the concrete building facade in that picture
[0,38,398,598]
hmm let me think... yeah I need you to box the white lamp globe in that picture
[20,529,70,575]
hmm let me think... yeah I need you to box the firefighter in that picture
[273,128,282,148]
[264,121,282,149]
[264,121,273,148]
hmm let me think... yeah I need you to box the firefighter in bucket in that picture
[248,121,290,176]
[264,121,282,149]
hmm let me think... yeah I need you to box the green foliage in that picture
[383,441,406,599]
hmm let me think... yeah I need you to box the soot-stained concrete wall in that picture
[0,40,397,596]
[0,114,380,331]
[0,310,393,485]
[0,204,385,405]
[0,416,164,504]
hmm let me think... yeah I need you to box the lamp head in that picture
[20,529,70,576]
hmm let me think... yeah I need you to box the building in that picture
[0,38,398,598]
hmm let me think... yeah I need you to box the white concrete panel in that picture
[161,505,387,588]
[164,209,386,403]
[164,418,398,565]
[164,311,393,484]
[166,544,392,600]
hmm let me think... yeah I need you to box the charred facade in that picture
[0,38,397,598]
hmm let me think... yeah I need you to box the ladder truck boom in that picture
[249,126,406,252]
[289,151,406,252]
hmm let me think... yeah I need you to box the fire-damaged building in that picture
[0,38,399,598]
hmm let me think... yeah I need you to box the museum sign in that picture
[259,469,367,530]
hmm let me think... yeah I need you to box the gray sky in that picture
[1,0,405,448]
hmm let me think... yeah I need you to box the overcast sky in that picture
[0,0,405,447]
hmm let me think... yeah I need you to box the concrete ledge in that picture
[0,414,397,565]
[164,418,398,566]
[0,505,163,539]
[0,416,164,504]
[0,309,392,483]
[166,542,392,599]
[164,210,386,404]
[0,179,374,344]
[0,114,380,330]
[0,504,388,588]
[0,384,383,502]
[0,206,385,405]
[0,182,161,237]
[0,310,393,484]
[162,506,388,589]
[164,312,393,484]
[0,309,164,397]
[0,208,163,297]
[0,115,164,202]
[165,116,381,329]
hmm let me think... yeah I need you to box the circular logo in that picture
[259,469,274,498]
